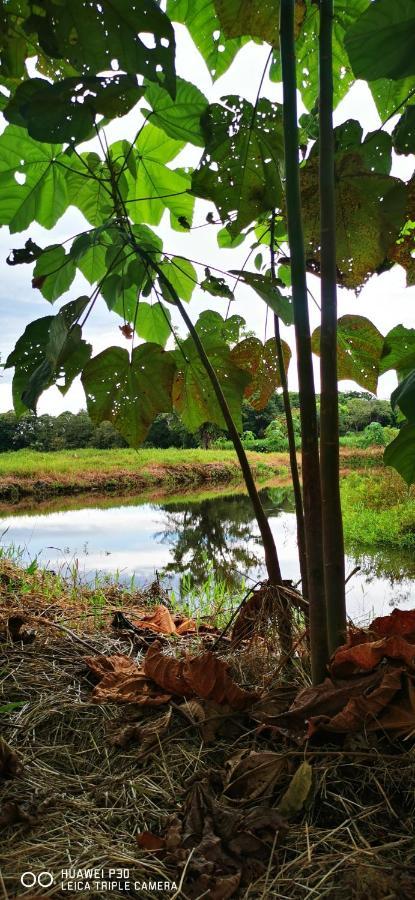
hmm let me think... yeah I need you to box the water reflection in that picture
[0,485,414,622]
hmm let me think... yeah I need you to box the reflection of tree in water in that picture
[349,545,415,586]
[157,487,295,592]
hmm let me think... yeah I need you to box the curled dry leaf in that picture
[371,608,415,641]
[108,707,172,752]
[309,669,415,737]
[85,654,172,705]
[137,831,166,851]
[224,751,287,801]
[330,635,415,677]
[144,642,258,709]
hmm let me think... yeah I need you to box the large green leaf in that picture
[0,124,69,232]
[229,270,293,325]
[270,0,369,111]
[121,125,195,231]
[200,269,234,300]
[391,371,415,423]
[345,0,415,82]
[82,344,176,447]
[301,125,407,289]
[0,0,30,80]
[392,107,415,155]
[171,332,250,431]
[4,75,145,144]
[311,315,384,393]
[135,302,172,347]
[5,296,91,414]
[380,325,415,376]
[70,227,113,284]
[370,76,415,121]
[192,96,284,235]
[388,176,415,286]
[195,310,245,343]
[231,336,291,410]
[64,151,116,226]
[384,424,415,485]
[144,77,208,147]
[213,0,306,44]
[32,244,76,302]
[158,256,197,303]
[167,0,245,80]
[25,0,176,96]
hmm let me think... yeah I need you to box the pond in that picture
[1,484,414,624]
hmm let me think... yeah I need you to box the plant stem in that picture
[280,0,328,683]
[134,243,284,586]
[319,0,347,652]
[270,215,308,602]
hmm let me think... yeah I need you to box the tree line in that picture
[0,392,398,453]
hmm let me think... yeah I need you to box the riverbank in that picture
[0,446,382,502]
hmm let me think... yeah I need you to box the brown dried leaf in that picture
[224,751,286,801]
[309,669,415,736]
[85,654,171,705]
[137,831,165,851]
[182,652,258,709]
[371,608,415,641]
[144,642,193,697]
[132,605,177,635]
[330,635,415,677]
[0,739,21,780]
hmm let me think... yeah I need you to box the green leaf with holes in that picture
[192,97,284,235]
[200,269,235,300]
[64,151,117,227]
[0,125,69,232]
[384,424,415,485]
[345,0,415,82]
[136,302,172,347]
[380,325,415,376]
[171,332,250,431]
[32,244,76,303]
[370,76,415,121]
[301,124,407,289]
[167,0,245,80]
[229,270,293,326]
[312,315,384,393]
[144,77,209,147]
[230,336,291,410]
[393,107,415,155]
[25,0,176,96]
[391,371,415,423]
[213,0,306,44]
[4,76,145,144]
[82,344,176,447]
[5,297,91,414]
[120,125,195,231]
[195,310,245,343]
[271,0,368,111]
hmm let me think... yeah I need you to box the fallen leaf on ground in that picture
[0,738,21,779]
[224,751,287,801]
[132,605,177,634]
[144,642,258,709]
[309,669,415,737]
[108,707,172,752]
[330,636,415,677]
[85,654,172,705]
[277,761,312,818]
[370,608,415,641]
[137,831,166,851]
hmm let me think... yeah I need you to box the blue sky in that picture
[1,27,414,414]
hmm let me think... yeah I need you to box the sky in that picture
[0,25,414,416]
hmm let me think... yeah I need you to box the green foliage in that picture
[144,77,208,147]
[380,325,415,376]
[0,125,68,232]
[192,97,284,235]
[32,244,76,303]
[82,344,176,447]
[229,270,293,325]
[391,371,415,423]
[166,0,245,80]
[393,107,415,156]
[213,0,284,44]
[231,336,291,410]
[312,315,384,393]
[135,302,172,347]
[384,424,415,485]
[301,122,407,289]
[345,0,415,82]
[5,297,91,415]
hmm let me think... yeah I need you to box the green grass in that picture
[0,447,247,476]
[342,469,415,549]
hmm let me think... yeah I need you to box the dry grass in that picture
[1,562,415,899]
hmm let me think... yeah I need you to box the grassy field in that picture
[342,468,415,549]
